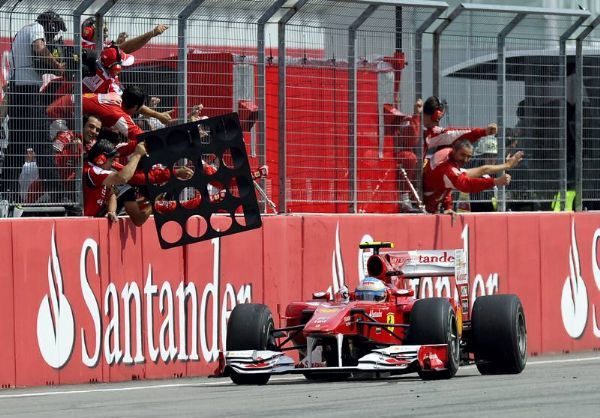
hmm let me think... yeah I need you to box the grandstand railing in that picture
[0,0,598,216]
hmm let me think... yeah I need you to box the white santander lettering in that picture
[201,238,220,363]
[435,276,452,298]
[80,238,101,368]
[221,283,237,352]
[176,281,199,361]
[560,220,588,338]
[592,229,600,338]
[121,283,144,364]
[145,268,159,362]
[159,282,177,362]
[41,231,254,370]
[104,283,121,364]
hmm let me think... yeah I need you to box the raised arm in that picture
[32,38,65,75]
[117,24,168,54]
[102,142,146,186]
[465,151,524,178]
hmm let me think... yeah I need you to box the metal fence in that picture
[0,0,598,216]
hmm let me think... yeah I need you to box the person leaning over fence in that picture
[83,138,146,222]
[48,86,146,144]
[423,139,523,215]
[2,10,66,203]
[422,96,496,161]
[81,42,174,126]
[81,17,168,54]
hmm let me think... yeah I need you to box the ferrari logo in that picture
[386,313,395,333]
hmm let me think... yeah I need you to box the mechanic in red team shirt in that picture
[47,85,146,143]
[422,96,497,160]
[80,114,102,155]
[83,138,146,220]
[82,43,174,125]
[81,17,168,53]
[423,139,523,214]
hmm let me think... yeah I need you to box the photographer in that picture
[3,10,65,203]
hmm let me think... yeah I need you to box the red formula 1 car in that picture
[224,241,527,384]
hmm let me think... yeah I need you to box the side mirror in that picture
[312,291,331,300]
[394,288,414,297]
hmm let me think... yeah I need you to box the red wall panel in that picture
[140,222,187,380]
[182,216,263,377]
[11,220,59,387]
[538,213,574,354]
[4,213,600,389]
[301,216,345,299]
[53,218,105,385]
[262,216,304,327]
[0,222,15,388]
[472,214,507,294]
[506,214,542,355]
[564,213,600,353]
[181,219,216,378]
[105,220,146,382]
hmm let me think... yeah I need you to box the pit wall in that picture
[1,212,599,388]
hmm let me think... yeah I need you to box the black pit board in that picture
[139,113,262,249]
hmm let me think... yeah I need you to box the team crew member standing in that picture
[423,139,522,214]
[3,11,66,201]
[422,96,497,160]
[83,139,146,220]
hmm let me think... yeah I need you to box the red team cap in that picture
[100,45,135,68]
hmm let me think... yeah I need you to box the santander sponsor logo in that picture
[560,219,600,339]
[37,227,76,369]
[37,228,252,369]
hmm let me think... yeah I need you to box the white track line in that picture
[0,376,304,399]
[526,355,600,366]
[1,356,599,400]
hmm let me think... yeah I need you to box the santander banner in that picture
[1,212,600,388]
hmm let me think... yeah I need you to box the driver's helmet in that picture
[355,277,387,302]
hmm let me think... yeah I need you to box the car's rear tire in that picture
[472,294,527,375]
[226,303,275,385]
[406,298,460,380]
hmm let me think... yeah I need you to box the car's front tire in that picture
[406,298,460,380]
[226,303,276,385]
[472,294,527,375]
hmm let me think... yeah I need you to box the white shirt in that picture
[11,22,45,86]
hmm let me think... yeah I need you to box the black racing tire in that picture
[472,294,527,375]
[226,303,276,385]
[406,298,460,380]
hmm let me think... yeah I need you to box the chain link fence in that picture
[0,0,597,216]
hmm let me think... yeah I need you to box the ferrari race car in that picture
[224,242,527,384]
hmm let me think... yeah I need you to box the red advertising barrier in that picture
[0,221,15,388]
[1,212,600,388]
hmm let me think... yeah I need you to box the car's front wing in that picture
[225,344,449,377]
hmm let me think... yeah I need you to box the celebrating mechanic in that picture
[81,17,168,54]
[81,42,174,126]
[422,96,497,160]
[83,139,147,221]
[423,139,524,214]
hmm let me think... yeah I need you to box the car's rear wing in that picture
[386,250,468,283]
[361,242,468,284]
